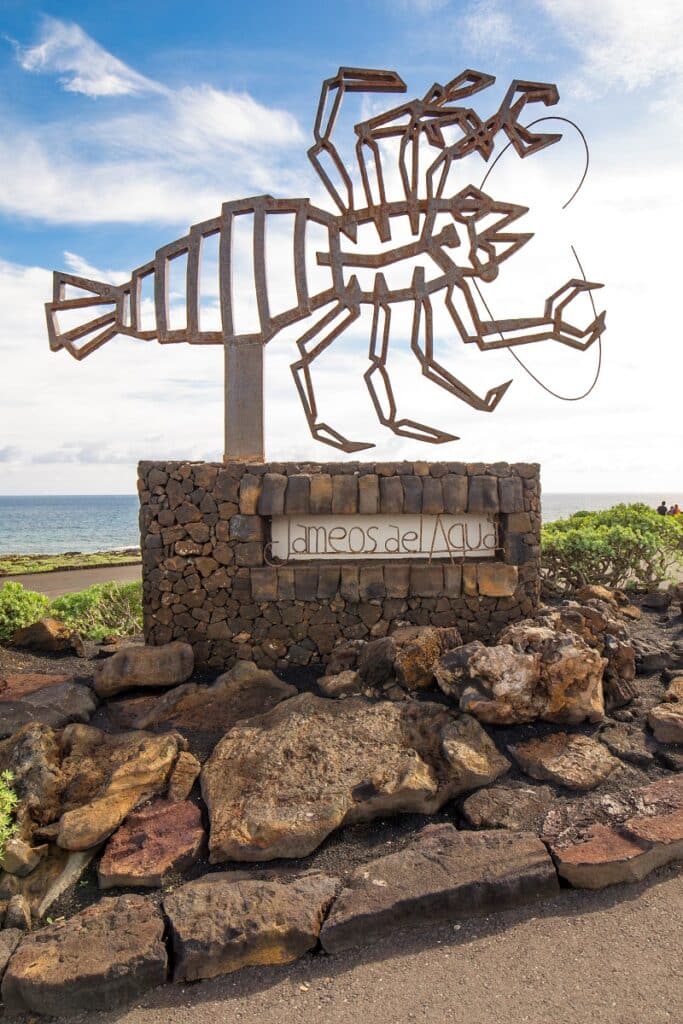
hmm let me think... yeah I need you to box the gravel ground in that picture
[36,863,683,1024]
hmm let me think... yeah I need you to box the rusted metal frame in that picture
[290,301,368,453]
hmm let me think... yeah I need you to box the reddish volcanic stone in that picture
[98,800,204,889]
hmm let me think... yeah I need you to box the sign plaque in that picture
[269,514,496,562]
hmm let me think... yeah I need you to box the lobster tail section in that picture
[45,272,130,360]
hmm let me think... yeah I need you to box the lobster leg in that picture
[290,294,373,453]
[446,279,606,351]
[363,275,459,443]
[410,270,512,413]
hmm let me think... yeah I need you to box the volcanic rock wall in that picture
[138,461,541,670]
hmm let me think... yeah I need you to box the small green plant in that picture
[51,581,143,641]
[542,503,683,593]
[0,770,19,858]
[0,581,50,642]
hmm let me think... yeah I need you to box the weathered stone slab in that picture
[98,800,204,888]
[93,641,194,698]
[509,733,620,790]
[164,872,339,982]
[11,618,83,656]
[0,672,72,701]
[598,723,654,766]
[320,824,558,952]
[1,894,167,1016]
[0,683,97,739]
[201,694,495,862]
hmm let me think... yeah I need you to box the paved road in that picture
[6,564,141,598]
[53,865,682,1024]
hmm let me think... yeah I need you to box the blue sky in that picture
[0,1,681,494]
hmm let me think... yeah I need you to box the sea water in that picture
[0,492,677,556]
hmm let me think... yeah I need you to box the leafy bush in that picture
[51,581,143,641]
[0,581,50,642]
[0,580,142,644]
[542,503,683,593]
[0,770,19,858]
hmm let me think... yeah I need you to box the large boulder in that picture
[358,626,462,690]
[93,641,194,697]
[320,824,558,953]
[436,623,606,725]
[164,872,339,982]
[108,660,297,760]
[509,732,621,790]
[98,800,204,888]
[201,694,503,862]
[11,618,84,656]
[1,894,167,1016]
[56,724,185,850]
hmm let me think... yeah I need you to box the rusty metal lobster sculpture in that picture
[46,68,606,460]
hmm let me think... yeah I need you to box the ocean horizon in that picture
[0,491,681,556]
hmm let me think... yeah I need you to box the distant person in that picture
[657,500,668,515]
[668,503,681,516]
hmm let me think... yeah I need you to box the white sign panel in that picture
[269,514,496,561]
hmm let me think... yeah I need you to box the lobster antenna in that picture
[474,115,602,401]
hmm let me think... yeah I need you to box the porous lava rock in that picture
[436,622,606,725]
[93,640,194,697]
[201,694,498,862]
[508,732,620,790]
[0,723,63,837]
[111,660,296,760]
[98,800,204,888]
[358,626,462,690]
[461,784,555,832]
[598,723,654,766]
[320,823,558,953]
[164,871,339,982]
[56,724,185,850]
[440,715,510,791]
[1,894,167,1016]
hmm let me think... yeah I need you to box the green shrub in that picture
[0,771,19,858]
[50,581,143,641]
[542,503,683,593]
[0,580,143,645]
[0,581,50,642]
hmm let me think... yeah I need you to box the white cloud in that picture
[462,0,519,54]
[0,19,305,226]
[539,0,683,97]
[13,16,167,98]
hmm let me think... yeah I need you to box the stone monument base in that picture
[138,460,541,670]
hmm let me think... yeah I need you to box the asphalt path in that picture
[47,864,683,1024]
[6,564,141,598]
